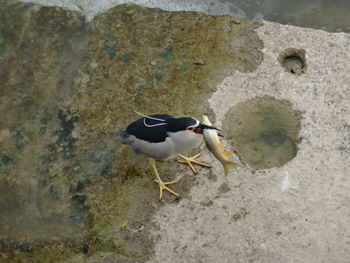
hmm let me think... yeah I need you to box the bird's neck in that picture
[168,131,203,155]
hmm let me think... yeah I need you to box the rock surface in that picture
[1,1,263,262]
[1,1,350,262]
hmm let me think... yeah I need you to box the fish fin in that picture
[223,161,240,176]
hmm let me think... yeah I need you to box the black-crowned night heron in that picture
[121,112,219,199]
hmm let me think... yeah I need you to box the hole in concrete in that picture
[223,96,302,170]
[278,48,306,75]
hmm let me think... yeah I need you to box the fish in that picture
[202,115,240,176]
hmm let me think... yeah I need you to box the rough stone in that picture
[0,1,263,262]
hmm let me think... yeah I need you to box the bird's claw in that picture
[177,153,211,174]
[153,179,179,199]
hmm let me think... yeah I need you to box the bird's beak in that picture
[200,124,221,131]
[194,124,221,134]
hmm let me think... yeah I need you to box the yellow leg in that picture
[149,158,179,199]
[177,153,211,174]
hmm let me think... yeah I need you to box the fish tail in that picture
[223,161,240,176]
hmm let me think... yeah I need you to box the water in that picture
[21,0,350,32]
[223,96,302,170]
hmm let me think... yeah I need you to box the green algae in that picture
[0,1,264,262]
[0,2,33,57]
[69,5,263,260]
[223,96,302,170]
[0,1,90,262]
[77,4,263,130]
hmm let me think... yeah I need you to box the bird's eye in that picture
[187,127,194,131]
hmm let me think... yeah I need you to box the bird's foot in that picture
[153,179,179,199]
[177,153,211,174]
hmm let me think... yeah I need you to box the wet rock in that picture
[0,0,89,260]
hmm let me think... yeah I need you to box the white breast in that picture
[167,130,203,157]
[126,131,203,160]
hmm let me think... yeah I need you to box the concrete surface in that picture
[147,24,350,263]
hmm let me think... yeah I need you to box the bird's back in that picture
[121,114,174,144]
[121,114,203,160]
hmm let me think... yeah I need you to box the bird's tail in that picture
[120,129,131,144]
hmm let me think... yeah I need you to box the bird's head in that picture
[169,117,220,134]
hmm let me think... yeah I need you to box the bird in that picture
[120,111,219,199]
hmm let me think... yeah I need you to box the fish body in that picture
[202,115,239,176]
